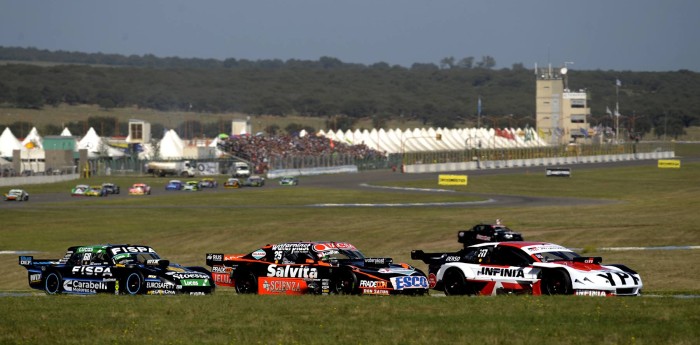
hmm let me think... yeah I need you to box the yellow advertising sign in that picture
[658,160,681,169]
[439,174,468,186]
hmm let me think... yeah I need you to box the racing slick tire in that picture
[443,268,469,296]
[234,270,258,294]
[542,269,573,295]
[124,271,145,295]
[332,269,358,295]
[44,271,62,295]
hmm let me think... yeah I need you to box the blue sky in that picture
[1,0,698,71]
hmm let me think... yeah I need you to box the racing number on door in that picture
[274,251,283,261]
[477,249,489,258]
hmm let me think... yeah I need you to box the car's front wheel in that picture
[124,272,144,295]
[443,268,469,296]
[542,269,572,295]
[332,269,358,295]
[234,270,258,294]
[44,271,62,294]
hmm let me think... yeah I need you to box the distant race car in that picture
[241,176,265,187]
[4,188,29,201]
[102,183,120,195]
[412,239,643,297]
[206,241,428,296]
[279,177,299,186]
[223,178,241,188]
[459,220,523,245]
[128,183,152,195]
[19,244,214,295]
[183,181,201,191]
[71,184,91,196]
[199,178,218,188]
[85,185,108,197]
[165,180,184,191]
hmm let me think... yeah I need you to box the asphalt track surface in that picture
[3,158,677,209]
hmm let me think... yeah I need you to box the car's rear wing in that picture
[205,253,224,267]
[18,256,57,269]
[410,250,461,264]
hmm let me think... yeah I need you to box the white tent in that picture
[0,127,22,157]
[158,130,185,159]
[77,127,127,158]
[60,127,72,136]
[21,127,43,150]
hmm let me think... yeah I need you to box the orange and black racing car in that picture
[206,241,428,295]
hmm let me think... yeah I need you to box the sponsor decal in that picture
[359,280,388,289]
[362,288,390,295]
[167,272,209,279]
[522,244,571,255]
[146,259,163,266]
[271,243,313,253]
[211,266,230,274]
[476,234,491,241]
[189,292,206,296]
[109,246,156,255]
[19,256,32,265]
[364,258,390,265]
[72,266,113,277]
[266,265,318,279]
[252,250,266,260]
[261,278,303,294]
[575,290,608,297]
[545,168,571,177]
[146,282,176,289]
[378,268,416,275]
[445,256,461,262]
[181,279,210,287]
[63,279,108,293]
[224,255,242,261]
[478,267,525,278]
[212,273,232,285]
[76,247,94,253]
[428,273,437,288]
[390,276,429,290]
[147,290,176,295]
[312,242,356,252]
[438,174,468,186]
[207,254,223,262]
[30,273,41,282]
[596,272,640,286]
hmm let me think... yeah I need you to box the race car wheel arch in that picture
[332,269,358,295]
[234,269,258,294]
[124,271,145,295]
[443,267,469,296]
[541,269,573,295]
[44,271,62,294]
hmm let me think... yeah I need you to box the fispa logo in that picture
[267,265,318,279]
[110,246,156,255]
[72,266,113,277]
[390,276,429,290]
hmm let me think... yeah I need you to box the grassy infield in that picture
[1,161,699,344]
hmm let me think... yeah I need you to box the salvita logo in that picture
[266,265,318,279]
[390,276,429,290]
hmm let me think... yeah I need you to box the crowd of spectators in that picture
[217,133,386,172]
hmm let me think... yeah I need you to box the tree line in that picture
[0,46,697,139]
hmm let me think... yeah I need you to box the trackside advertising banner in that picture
[545,167,571,177]
[658,160,681,169]
[438,175,467,186]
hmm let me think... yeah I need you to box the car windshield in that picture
[535,251,580,262]
[319,249,366,261]
[112,252,161,264]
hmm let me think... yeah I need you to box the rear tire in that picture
[443,268,469,296]
[542,269,572,295]
[234,270,258,294]
[44,271,62,295]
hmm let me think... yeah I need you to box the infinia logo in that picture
[478,267,525,278]
[266,265,318,279]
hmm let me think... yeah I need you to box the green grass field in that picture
[1,163,699,344]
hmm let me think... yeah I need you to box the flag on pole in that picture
[606,106,612,117]
[616,79,622,87]
[477,96,482,116]
[614,110,621,117]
